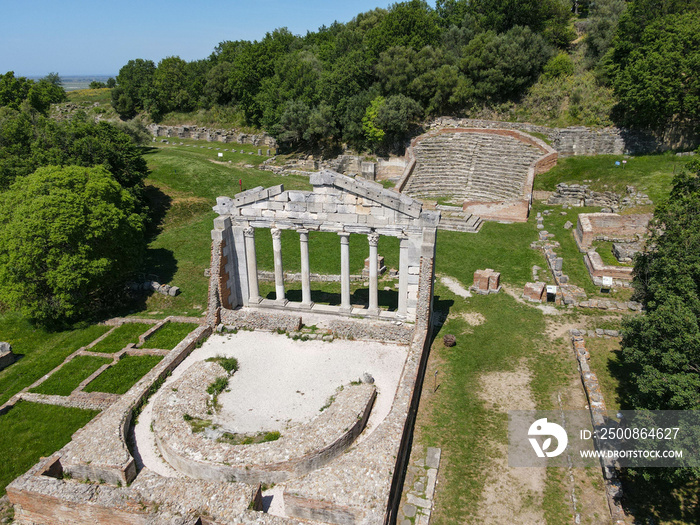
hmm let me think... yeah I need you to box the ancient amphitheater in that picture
[399,128,557,229]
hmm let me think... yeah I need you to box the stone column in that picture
[339,232,351,312]
[368,232,380,315]
[397,235,409,318]
[299,229,313,308]
[243,227,261,304]
[271,227,287,304]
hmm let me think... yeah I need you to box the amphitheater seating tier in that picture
[405,132,542,203]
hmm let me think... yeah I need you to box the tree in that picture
[461,26,553,102]
[621,159,700,411]
[619,159,700,483]
[0,111,149,192]
[111,59,156,119]
[608,11,700,129]
[0,165,145,325]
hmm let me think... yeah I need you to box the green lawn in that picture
[0,313,110,405]
[142,322,199,350]
[89,323,151,353]
[29,355,111,397]
[534,153,681,205]
[83,355,163,395]
[0,401,98,495]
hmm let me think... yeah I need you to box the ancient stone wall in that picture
[431,117,698,156]
[548,183,652,211]
[583,251,634,286]
[148,124,277,148]
[575,213,651,252]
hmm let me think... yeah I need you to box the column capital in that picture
[271,227,282,239]
[338,231,350,243]
[297,228,309,236]
[243,226,255,238]
[368,232,379,247]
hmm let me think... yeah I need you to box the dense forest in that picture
[105,0,699,151]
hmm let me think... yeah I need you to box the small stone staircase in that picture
[437,206,483,233]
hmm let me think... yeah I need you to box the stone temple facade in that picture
[208,170,440,324]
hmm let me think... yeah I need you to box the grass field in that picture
[0,401,98,496]
[83,355,163,395]
[0,314,110,405]
[89,323,151,353]
[29,355,111,397]
[142,322,199,350]
[534,153,681,205]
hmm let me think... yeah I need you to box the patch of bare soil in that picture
[475,364,546,524]
[461,312,486,326]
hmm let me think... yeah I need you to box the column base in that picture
[247,296,262,305]
[366,308,380,317]
[395,312,408,321]
[273,298,289,307]
[299,301,314,310]
[338,305,352,313]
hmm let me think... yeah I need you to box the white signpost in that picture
[602,276,613,289]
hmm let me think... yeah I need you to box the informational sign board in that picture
[546,285,558,295]
[218,153,223,158]
[602,276,613,288]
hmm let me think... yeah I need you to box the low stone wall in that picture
[55,324,212,486]
[153,361,376,484]
[219,308,302,332]
[328,319,414,344]
[570,334,627,523]
[148,124,277,148]
[9,462,258,525]
[584,251,634,286]
[575,213,651,252]
[548,183,652,211]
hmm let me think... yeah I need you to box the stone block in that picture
[523,282,545,302]
[487,271,500,291]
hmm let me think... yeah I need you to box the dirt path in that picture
[474,364,546,524]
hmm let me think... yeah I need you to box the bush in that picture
[543,52,574,79]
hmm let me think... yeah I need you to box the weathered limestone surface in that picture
[153,361,376,484]
[523,282,546,302]
[471,269,501,295]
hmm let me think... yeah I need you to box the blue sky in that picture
[0,0,436,77]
